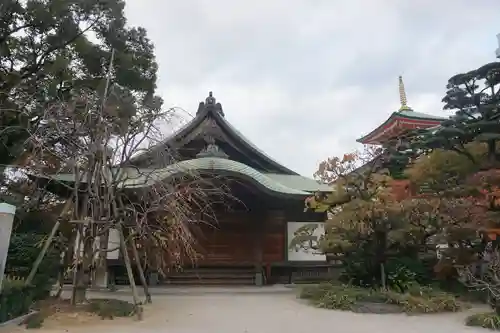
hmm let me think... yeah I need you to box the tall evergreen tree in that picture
[415,61,500,167]
[0,0,161,169]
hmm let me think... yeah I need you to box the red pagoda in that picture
[357,76,447,200]
[357,76,445,146]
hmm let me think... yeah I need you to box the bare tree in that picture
[21,52,232,319]
[457,245,500,313]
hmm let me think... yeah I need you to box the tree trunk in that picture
[92,229,109,288]
[72,225,93,304]
[380,263,386,290]
[487,140,497,166]
[374,229,388,289]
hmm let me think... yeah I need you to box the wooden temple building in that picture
[34,78,447,286]
[37,92,334,286]
[132,93,334,285]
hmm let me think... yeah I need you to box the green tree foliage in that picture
[411,62,500,166]
[0,0,161,168]
[405,146,493,276]
[304,149,437,289]
[5,233,63,288]
[406,144,485,195]
[397,61,500,283]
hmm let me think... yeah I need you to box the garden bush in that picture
[466,312,500,330]
[0,279,45,324]
[0,233,63,325]
[5,233,62,286]
[86,299,136,319]
[339,240,435,291]
[299,282,467,314]
[300,283,389,311]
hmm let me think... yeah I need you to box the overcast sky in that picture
[124,0,500,177]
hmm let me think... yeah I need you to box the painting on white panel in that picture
[287,222,326,262]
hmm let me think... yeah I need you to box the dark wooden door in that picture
[195,213,255,265]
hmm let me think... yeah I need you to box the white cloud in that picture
[124,0,500,176]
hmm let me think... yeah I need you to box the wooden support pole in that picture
[118,224,143,320]
[55,231,76,298]
[25,200,72,286]
[130,236,152,303]
[71,225,83,305]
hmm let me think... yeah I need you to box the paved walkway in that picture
[4,286,492,333]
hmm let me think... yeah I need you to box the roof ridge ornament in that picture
[196,91,225,117]
[398,75,412,111]
[496,33,500,59]
[206,91,216,104]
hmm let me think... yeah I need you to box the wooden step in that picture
[177,268,255,274]
[167,273,255,280]
[163,266,257,285]
[164,278,255,285]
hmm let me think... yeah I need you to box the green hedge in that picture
[5,233,62,281]
[0,280,50,323]
[0,232,63,324]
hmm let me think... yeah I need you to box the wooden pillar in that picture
[253,208,265,286]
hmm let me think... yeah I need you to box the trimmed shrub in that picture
[0,232,63,325]
[299,283,467,314]
[86,299,136,319]
[0,280,40,323]
[466,312,500,330]
[5,233,62,285]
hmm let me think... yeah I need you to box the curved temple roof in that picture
[35,157,333,197]
[32,92,334,199]
[130,92,298,175]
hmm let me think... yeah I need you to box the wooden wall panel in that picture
[186,209,287,266]
[262,233,284,262]
[198,227,254,264]
[262,210,286,263]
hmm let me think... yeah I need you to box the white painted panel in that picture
[0,203,16,290]
[107,228,120,260]
[74,229,84,257]
[73,227,120,260]
[287,222,326,262]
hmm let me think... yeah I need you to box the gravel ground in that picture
[2,287,492,333]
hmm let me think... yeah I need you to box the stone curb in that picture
[58,285,297,295]
[0,310,39,328]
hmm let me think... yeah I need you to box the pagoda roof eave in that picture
[356,110,446,144]
[129,98,298,175]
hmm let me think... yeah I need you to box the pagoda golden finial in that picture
[398,75,411,111]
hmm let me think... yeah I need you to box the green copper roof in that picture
[397,110,447,121]
[264,173,333,192]
[36,157,332,196]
